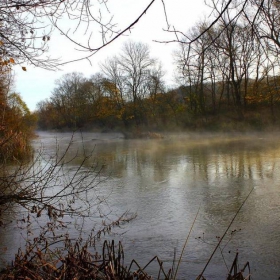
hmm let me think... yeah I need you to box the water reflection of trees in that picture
[52,134,280,186]
[49,134,280,230]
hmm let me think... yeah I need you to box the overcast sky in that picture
[14,0,210,111]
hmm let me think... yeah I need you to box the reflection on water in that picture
[1,131,280,279]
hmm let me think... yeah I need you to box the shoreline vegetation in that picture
[0,187,252,279]
[0,187,253,280]
[37,120,280,141]
[0,240,250,280]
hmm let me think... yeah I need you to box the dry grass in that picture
[0,238,251,280]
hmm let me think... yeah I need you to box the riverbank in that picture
[36,107,280,139]
[0,239,250,280]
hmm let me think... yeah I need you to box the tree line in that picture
[37,36,280,131]
[174,1,280,123]
[36,41,184,130]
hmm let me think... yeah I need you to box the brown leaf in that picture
[22,66,27,71]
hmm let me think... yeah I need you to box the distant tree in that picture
[174,22,213,114]
[36,100,56,130]
[101,41,164,126]
[174,12,280,120]
[49,72,86,128]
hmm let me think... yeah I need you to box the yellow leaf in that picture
[22,66,27,71]
[10,58,15,64]
[0,41,3,46]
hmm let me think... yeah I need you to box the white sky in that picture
[14,0,211,111]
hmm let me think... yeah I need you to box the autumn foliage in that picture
[0,63,37,162]
[35,70,280,132]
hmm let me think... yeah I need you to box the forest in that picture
[36,20,280,132]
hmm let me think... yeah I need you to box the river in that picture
[1,131,280,279]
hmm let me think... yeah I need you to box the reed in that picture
[0,238,250,280]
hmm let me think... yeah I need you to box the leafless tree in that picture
[0,132,136,243]
[0,136,99,222]
[0,0,168,69]
[101,41,164,126]
[100,56,126,108]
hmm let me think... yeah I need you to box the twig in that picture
[174,204,201,279]
[196,187,254,280]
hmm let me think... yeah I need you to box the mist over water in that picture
[1,131,280,279]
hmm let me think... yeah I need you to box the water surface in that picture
[1,131,280,279]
